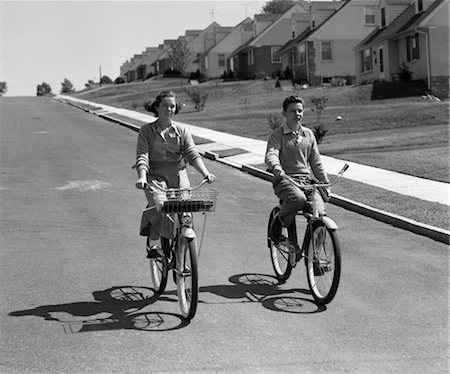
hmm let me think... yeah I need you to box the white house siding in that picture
[311,0,378,82]
[428,2,449,76]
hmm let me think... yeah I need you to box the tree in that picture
[167,39,191,76]
[100,75,113,84]
[262,0,296,14]
[60,78,75,94]
[36,82,52,96]
[0,81,7,96]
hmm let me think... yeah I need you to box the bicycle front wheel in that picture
[305,222,341,305]
[268,207,292,281]
[176,237,199,320]
[148,236,169,295]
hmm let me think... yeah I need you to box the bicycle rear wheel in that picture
[268,207,292,281]
[176,237,199,320]
[148,236,169,295]
[305,222,341,305]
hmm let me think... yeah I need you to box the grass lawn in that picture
[71,78,450,230]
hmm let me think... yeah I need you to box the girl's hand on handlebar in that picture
[135,177,148,189]
[272,165,285,178]
[204,173,216,183]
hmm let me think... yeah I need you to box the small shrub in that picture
[310,96,328,123]
[397,62,412,82]
[114,77,125,84]
[185,89,208,111]
[330,76,347,87]
[163,68,183,78]
[312,123,328,144]
[267,113,284,130]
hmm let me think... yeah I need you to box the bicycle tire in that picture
[148,236,169,295]
[268,207,292,281]
[176,237,199,320]
[305,222,341,305]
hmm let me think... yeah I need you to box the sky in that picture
[1,0,268,96]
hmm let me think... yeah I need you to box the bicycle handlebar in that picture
[148,178,211,193]
[284,164,349,189]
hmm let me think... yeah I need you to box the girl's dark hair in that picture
[145,90,181,115]
[282,95,305,111]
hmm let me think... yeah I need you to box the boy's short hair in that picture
[282,96,305,111]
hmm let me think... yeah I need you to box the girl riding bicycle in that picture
[134,90,215,257]
[265,95,330,243]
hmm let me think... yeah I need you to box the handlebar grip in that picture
[341,164,349,172]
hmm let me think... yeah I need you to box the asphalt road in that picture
[1,97,448,373]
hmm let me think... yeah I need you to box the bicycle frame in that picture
[267,164,348,304]
[284,164,349,231]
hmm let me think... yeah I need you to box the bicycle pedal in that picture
[288,245,297,268]
[295,246,303,262]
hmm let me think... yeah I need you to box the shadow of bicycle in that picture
[8,286,189,333]
[200,273,326,314]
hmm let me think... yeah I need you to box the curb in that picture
[57,98,450,245]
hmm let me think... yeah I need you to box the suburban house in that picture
[354,0,449,98]
[157,23,233,76]
[127,47,159,81]
[148,39,177,76]
[196,17,253,78]
[274,0,380,86]
[122,53,143,82]
[228,3,311,79]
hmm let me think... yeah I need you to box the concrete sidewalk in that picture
[57,94,449,206]
[55,95,449,243]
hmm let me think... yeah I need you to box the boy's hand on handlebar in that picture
[204,173,216,183]
[135,177,148,189]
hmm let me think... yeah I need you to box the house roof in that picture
[228,4,305,57]
[274,0,348,56]
[195,17,253,61]
[355,0,445,49]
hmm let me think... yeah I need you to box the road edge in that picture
[58,98,450,245]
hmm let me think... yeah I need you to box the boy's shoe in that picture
[146,245,162,258]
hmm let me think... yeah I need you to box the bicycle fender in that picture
[321,216,338,230]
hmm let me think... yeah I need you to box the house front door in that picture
[378,46,385,80]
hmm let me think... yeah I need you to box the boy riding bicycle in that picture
[265,95,330,244]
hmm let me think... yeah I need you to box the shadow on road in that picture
[8,286,189,333]
[200,273,326,314]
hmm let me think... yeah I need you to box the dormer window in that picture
[381,7,386,27]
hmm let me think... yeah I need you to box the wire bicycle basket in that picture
[161,189,218,214]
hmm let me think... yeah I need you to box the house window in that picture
[361,47,372,72]
[298,44,306,65]
[406,34,420,61]
[417,0,424,12]
[248,50,254,65]
[364,6,375,24]
[381,8,386,27]
[321,42,332,61]
[311,13,316,29]
[271,47,281,63]
[218,54,225,67]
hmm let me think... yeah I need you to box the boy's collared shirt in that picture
[265,123,328,183]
